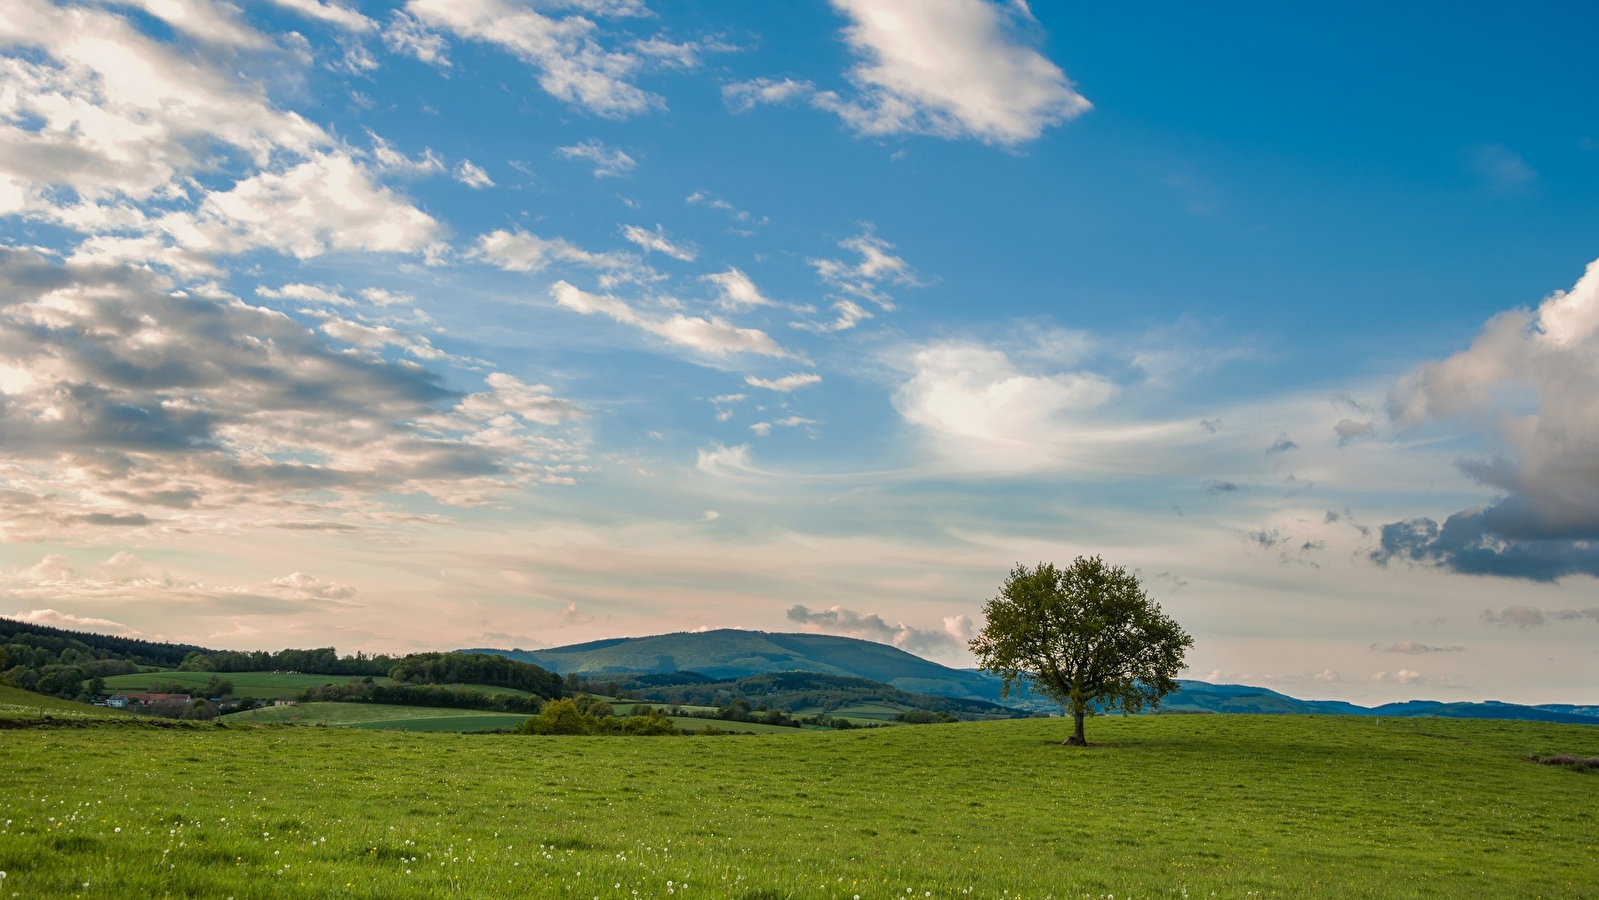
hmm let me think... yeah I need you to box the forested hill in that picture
[464,629,1004,700]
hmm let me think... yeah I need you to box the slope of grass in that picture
[103,671,532,700]
[224,702,528,732]
[1,714,1596,899]
[0,685,131,721]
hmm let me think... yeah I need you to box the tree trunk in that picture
[1065,707,1086,746]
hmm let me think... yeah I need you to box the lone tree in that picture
[970,557,1193,746]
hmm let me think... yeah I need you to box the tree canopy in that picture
[970,557,1193,745]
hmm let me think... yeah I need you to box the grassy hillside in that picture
[102,671,535,701]
[0,685,130,722]
[103,671,394,700]
[2,715,1596,898]
[224,702,529,732]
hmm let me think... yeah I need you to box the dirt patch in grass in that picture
[1529,753,1599,772]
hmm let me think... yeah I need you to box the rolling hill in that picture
[468,629,1599,726]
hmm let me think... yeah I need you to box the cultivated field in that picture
[1,714,1595,898]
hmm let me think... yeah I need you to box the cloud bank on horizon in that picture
[1,0,1596,703]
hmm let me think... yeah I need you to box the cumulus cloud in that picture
[1371,640,1464,654]
[0,0,326,213]
[1371,669,1423,685]
[0,250,585,538]
[745,373,822,392]
[1480,606,1599,629]
[786,603,972,656]
[1375,257,1599,581]
[893,340,1124,469]
[725,0,1089,145]
[621,224,695,261]
[557,139,637,177]
[552,281,791,358]
[153,152,441,263]
[403,0,661,117]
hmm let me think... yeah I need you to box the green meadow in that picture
[223,701,530,732]
[3,710,1597,899]
[100,671,536,701]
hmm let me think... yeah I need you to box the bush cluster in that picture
[513,699,680,736]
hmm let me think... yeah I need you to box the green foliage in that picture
[0,716,1596,898]
[388,652,562,698]
[299,681,545,714]
[516,698,594,735]
[608,670,1018,720]
[971,557,1194,744]
[513,699,681,736]
[177,651,216,672]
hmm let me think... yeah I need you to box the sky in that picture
[2,0,1597,704]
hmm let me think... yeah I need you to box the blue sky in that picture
[2,0,1597,703]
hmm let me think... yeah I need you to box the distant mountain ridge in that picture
[466,629,1599,726]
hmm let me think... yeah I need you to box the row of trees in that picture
[298,680,548,714]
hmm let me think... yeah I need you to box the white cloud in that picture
[704,267,774,310]
[105,0,269,49]
[786,602,971,655]
[695,443,753,475]
[11,607,138,634]
[792,299,871,333]
[621,224,695,261]
[810,231,918,311]
[552,280,792,358]
[0,250,587,538]
[894,340,1123,469]
[369,135,445,175]
[265,0,377,33]
[0,0,326,213]
[745,373,822,392]
[726,0,1090,145]
[154,152,441,262]
[256,282,355,306]
[557,139,637,177]
[383,10,450,66]
[407,0,659,117]
[454,159,496,188]
[723,77,814,113]
[470,229,651,286]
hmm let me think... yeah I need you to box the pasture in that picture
[1,714,1596,899]
[101,671,535,700]
[223,701,529,732]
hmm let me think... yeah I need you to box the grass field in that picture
[224,702,529,732]
[101,671,533,700]
[1,714,1596,899]
[0,685,130,722]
